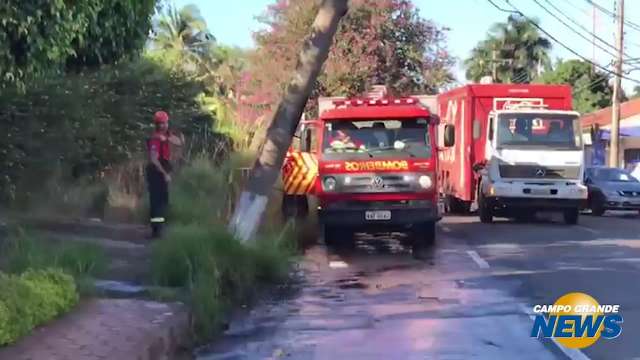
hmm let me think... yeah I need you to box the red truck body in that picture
[437,84,573,204]
[282,94,453,249]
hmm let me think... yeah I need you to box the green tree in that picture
[150,4,215,72]
[67,0,158,68]
[465,15,552,83]
[538,59,612,114]
[0,0,157,89]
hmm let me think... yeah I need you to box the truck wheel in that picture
[412,221,436,253]
[563,208,579,225]
[478,190,494,224]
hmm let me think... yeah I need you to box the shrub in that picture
[151,223,295,341]
[0,269,78,346]
[148,149,297,342]
[0,56,234,207]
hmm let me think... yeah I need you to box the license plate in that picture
[531,188,548,195]
[365,210,391,221]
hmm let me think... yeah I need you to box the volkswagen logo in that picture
[371,176,384,189]
[535,168,546,177]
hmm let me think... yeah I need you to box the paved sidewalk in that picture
[0,299,189,360]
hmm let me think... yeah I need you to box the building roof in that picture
[580,97,640,129]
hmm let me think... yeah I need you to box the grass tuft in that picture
[2,226,107,278]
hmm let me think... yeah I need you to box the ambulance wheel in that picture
[563,208,579,225]
[412,222,435,253]
[478,191,494,224]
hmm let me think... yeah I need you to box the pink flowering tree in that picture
[237,0,456,123]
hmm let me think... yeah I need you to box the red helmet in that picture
[154,111,169,123]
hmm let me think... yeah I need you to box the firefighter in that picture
[146,111,185,238]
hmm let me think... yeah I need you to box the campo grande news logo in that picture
[530,292,623,349]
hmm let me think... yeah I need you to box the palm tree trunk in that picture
[228,0,349,242]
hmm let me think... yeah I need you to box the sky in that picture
[173,0,640,93]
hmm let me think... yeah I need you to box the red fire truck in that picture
[282,93,454,250]
[437,84,587,223]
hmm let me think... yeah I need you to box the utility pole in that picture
[492,49,498,82]
[609,0,624,168]
[592,3,596,74]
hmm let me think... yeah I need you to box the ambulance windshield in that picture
[322,118,431,159]
[495,113,582,150]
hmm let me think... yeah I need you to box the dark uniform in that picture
[146,132,172,238]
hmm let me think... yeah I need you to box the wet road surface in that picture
[197,211,640,360]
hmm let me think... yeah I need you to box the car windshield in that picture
[496,113,582,150]
[588,168,639,182]
[322,118,431,159]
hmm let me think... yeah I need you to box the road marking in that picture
[466,250,490,269]
[440,226,452,233]
[519,304,592,360]
[576,225,599,235]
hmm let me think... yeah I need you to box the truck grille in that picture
[499,165,580,180]
[331,173,424,193]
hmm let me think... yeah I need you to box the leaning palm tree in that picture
[151,4,215,71]
[465,15,551,83]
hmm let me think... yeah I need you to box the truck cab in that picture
[476,99,588,223]
[282,95,454,251]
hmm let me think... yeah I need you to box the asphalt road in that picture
[198,211,640,360]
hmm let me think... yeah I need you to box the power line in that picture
[535,0,640,72]
[583,0,640,33]
[539,0,626,57]
[585,0,640,50]
[485,0,640,84]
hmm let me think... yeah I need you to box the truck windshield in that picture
[322,118,431,158]
[496,113,582,150]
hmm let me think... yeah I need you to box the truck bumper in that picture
[491,197,585,210]
[318,202,441,228]
[483,181,588,202]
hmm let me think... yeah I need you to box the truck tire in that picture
[478,190,494,224]
[412,221,436,253]
[563,208,579,225]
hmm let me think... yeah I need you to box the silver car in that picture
[584,167,640,216]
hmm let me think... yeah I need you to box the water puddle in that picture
[93,279,147,297]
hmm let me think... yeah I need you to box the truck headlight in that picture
[418,175,433,189]
[323,176,337,191]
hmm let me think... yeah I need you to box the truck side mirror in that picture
[444,124,455,147]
